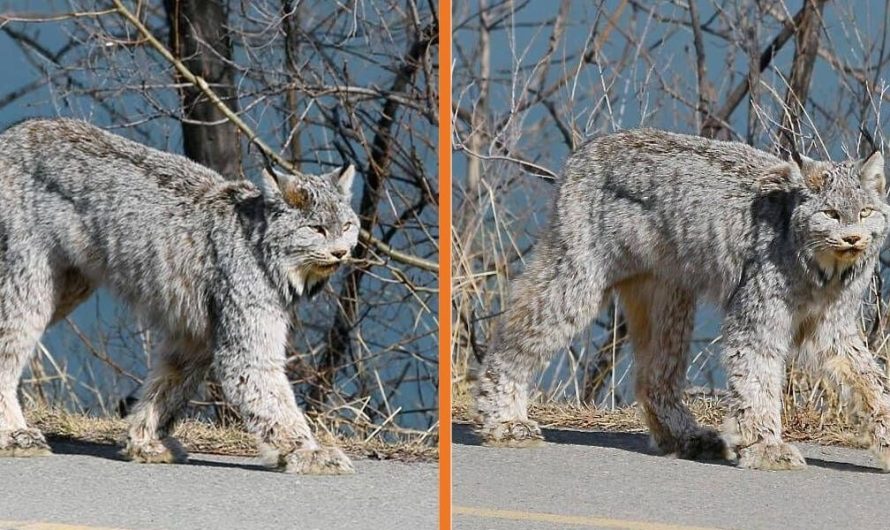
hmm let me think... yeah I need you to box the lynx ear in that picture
[261,168,311,209]
[333,164,355,198]
[859,151,885,195]
[759,161,804,193]
[260,168,282,198]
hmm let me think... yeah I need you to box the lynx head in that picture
[761,141,888,283]
[259,164,360,298]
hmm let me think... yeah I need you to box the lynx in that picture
[0,118,359,474]
[475,128,890,471]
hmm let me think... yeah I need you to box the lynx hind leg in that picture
[475,241,607,447]
[618,278,725,461]
[0,255,55,457]
[125,338,211,464]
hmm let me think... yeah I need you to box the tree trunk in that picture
[779,0,828,151]
[164,0,242,423]
[282,0,303,171]
[165,0,241,179]
[701,5,806,139]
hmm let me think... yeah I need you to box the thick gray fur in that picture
[0,118,359,474]
[475,128,890,471]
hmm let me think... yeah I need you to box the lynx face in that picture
[786,151,888,281]
[260,165,360,298]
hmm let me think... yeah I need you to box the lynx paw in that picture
[0,428,52,457]
[870,442,890,472]
[673,428,727,460]
[124,438,187,464]
[737,442,806,471]
[480,419,545,448]
[282,447,355,475]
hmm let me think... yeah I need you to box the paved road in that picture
[0,440,437,530]
[453,424,890,530]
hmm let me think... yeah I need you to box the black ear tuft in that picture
[780,128,803,168]
[860,126,880,158]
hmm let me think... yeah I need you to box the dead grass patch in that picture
[26,406,437,463]
[452,389,867,449]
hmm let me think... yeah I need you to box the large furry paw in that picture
[480,419,545,448]
[670,428,727,461]
[872,446,890,472]
[281,447,355,475]
[736,442,806,471]
[124,437,188,464]
[0,428,52,457]
[868,416,890,472]
[870,441,890,472]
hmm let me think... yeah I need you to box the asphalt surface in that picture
[0,439,437,530]
[453,423,890,530]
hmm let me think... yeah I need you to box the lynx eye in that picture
[822,209,840,221]
[342,221,355,232]
[860,207,875,220]
[311,225,328,237]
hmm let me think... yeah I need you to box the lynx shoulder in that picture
[0,118,360,474]
[475,127,890,472]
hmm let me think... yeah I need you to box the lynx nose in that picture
[331,249,348,260]
[843,234,862,245]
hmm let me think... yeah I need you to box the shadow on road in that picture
[804,457,883,474]
[48,438,126,460]
[46,437,267,472]
[453,423,884,473]
[452,422,654,455]
[452,422,730,467]
[185,456,267,471]
[541,428,653,453]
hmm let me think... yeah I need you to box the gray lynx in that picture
[475,128,890,471]
[0,118,359,474]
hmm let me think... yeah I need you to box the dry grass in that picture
[452,388,868,450]
[26,406,437,463]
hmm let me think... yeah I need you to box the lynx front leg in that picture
[721,296,805,470]
[213,323,352,475]
[125,338,211,464]
[807,329,890,471]
[219,363,352,474]
[475,241,605,447]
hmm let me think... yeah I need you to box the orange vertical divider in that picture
[437,0,452,528]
